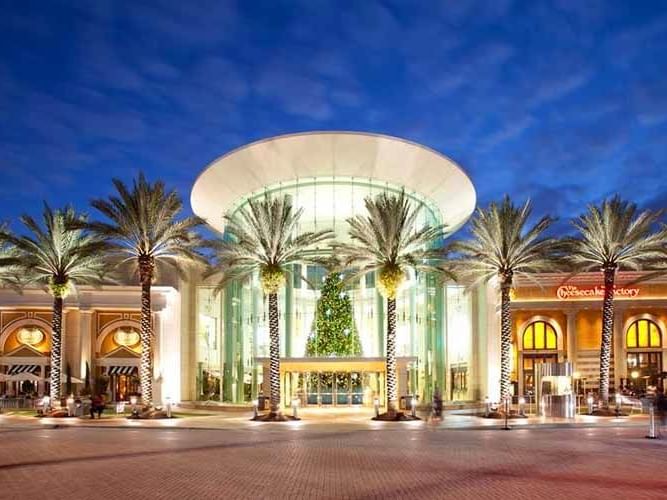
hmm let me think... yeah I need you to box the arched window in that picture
[522,321,557,350]
[626,319,661,348]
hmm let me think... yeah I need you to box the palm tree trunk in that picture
[500,279,512,401]
[386,297,397,414]
[140,280,153,407]
[49,296,63,404]
[599,267,616,405]
[268,292,281,414]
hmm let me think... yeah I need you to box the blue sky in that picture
[1,0,666,235]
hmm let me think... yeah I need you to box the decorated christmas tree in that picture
[306,272,361,357]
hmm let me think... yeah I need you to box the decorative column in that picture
[79,309,93,381]
[613,309,625,391]
[566,310,577,367]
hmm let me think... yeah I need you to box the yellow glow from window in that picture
[523,325,534,349]
[638,320,649,347]
[546,326,557,349]
[649,322,661,347]
[627,324,637,348]
[535,322,545,349]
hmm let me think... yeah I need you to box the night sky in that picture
[1,1,666,235]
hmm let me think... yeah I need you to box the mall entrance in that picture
[285,370,385,408]
[256,357,417,409]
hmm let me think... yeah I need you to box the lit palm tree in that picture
[334,191,453,419]
[565,196,667,405]
[450,196,560,402]
[0,224,21,288]
[207,194,334,420]
[87,174,206,407]
[0,206,109,404]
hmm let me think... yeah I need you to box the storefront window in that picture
[626,319,661,348]
[522,321,557,350]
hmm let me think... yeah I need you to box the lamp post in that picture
[130,395,138,417]
[66,395,74,417]
[42,395,51,414]
[646,402,658,439]
[502,396,511,430]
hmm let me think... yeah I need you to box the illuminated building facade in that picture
[1,132,666,407]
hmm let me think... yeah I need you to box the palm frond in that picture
[450,195,560,288]
[565,195,667,274]
[207,194,335,294]
[87,173,207,282]
[333,190,451,283]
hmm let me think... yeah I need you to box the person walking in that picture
[90,394,105,419]
[655,389,666,437]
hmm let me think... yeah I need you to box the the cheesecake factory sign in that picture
[556,285,640,300]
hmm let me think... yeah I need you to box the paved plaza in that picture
[1,411,666,499]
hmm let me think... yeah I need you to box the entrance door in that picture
[523,354,558,395]
[320,372,334,405]
[336,372,350,405]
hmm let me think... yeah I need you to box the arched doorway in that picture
[519,320,559,395]
[625,318,663,392]
[0,321,51,399]
[96,323,141,401]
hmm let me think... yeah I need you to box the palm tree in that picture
[334,191,453,419]
[0,206,109,404]
[207,194,334,420]
[87,174,206,407]
[450,196,560,402]
[565,196,667,405]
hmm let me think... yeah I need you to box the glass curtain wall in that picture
[195,176,459,403]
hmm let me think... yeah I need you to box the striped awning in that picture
[7,365,40,375]
[107,366,137,376]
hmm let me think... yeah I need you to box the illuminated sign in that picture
[113,329,140,347]
[17,327,45,346]
[556,285,640,300]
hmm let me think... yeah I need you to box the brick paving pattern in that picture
[0,419,665,499]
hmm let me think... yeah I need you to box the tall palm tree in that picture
[334,191,453,419]
[450,196,560,402]
[87,173,206,407]
[0,206,109,404]
[207,194,334,420]
[565,196,667,405]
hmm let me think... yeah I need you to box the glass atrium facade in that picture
[194,177,474,405]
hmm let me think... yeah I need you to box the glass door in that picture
[351,372,363,404]
[320,372,333,405]
[336,372,350,405]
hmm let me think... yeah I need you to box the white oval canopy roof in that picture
[191,131,476,234]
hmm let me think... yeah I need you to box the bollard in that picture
[615,393,622,417]
[252,399,259,419]
[646,403,658,439]
[411,397,417,418]
[518,397,526,417]
[165,397,172,418]
[291,398,299,419]
[587,394,594,415]
[484,397,490,418]
[374,398,380,418]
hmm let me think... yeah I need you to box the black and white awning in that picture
[107,366,137,376]
[7,364,40,375]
